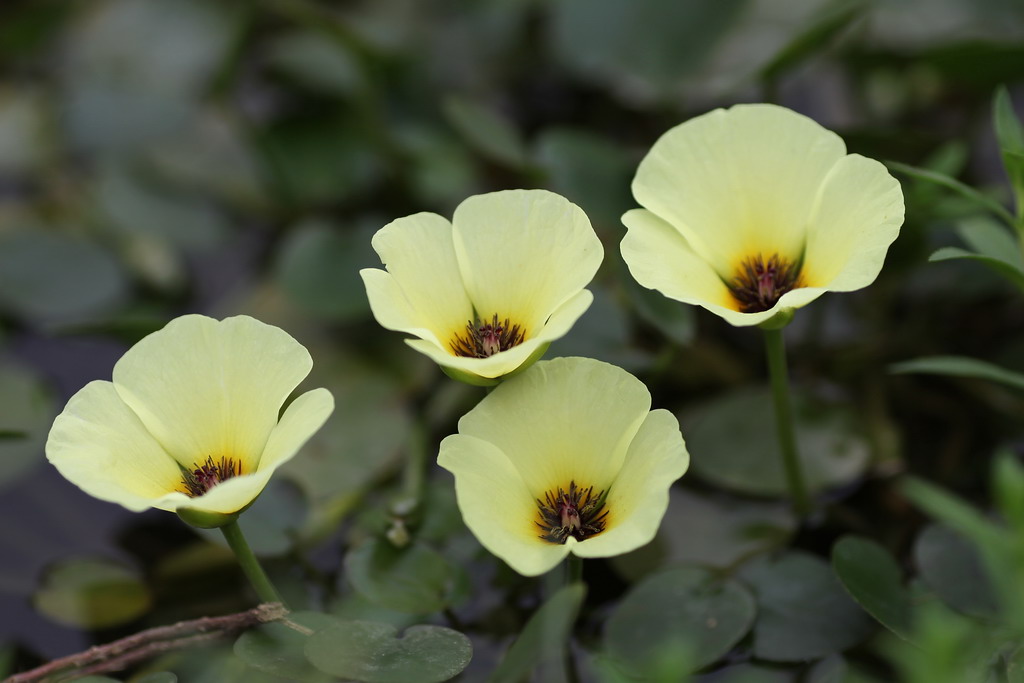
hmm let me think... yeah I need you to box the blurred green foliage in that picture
[3,0,1024,681]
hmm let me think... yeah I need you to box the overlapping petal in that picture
[362,189,603,382]
[438,357,689,576]
[111,315,313,473]
[361,212,474,348]
[452,189,603,333]
[46,315,333,520]
[622,103,904,327]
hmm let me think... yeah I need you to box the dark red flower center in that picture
[450,314,525,358]
[536,481,608,545]
[181,456,242,497]
[728,253,802,313]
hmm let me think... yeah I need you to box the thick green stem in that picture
[763,328,811,517]
[221,520,283,605]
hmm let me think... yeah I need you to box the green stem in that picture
[763,328,811,518]
[221,520,284,605]
[566,554,583,586]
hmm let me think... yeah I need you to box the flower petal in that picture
[438,433,570,576]
[46,380,183,512]
[404,289,593,380]
[572,409,688,559]
[363,212,474,347]
[452,189,603,333]
[259,387,335,472]
[632,104,846,276]
[111,315,312,473]
[803,154,905,291]
[620,209,735,310]
[159,468,273,515]
[700,286,830,328]
[456,357,650,497]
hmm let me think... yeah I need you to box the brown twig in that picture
[6,602,288,683]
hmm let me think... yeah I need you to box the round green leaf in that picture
[305,621,472,683]
[740,552,874,662]
[605,566,756,674]
[612,488,795,580]
[234,610,343,681]
[832,536,912,639]
[284,357,411,508]
[34,557,151,629]
[806,655,848,683]
[345,539,461,614]
[914,524,998,618]
[683,387,870,497]
[274,219,375,322]
[0,231,127,325]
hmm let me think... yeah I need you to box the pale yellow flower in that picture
[46,315,334,527]
[621,103,905,327]
[360,189,603,385]
[438,357,689,576]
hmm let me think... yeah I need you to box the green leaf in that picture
[740,552,874,662]
[443,96,528,169]
[34,557,151,629]
[890,355,1024,392]
[0,361,54,487]
[914,524,999,619]
[760,0,865,82]
[956,217,1024,267]
[265,30,362,96]
[994,86,1024,221]
[344,539,463,614]
[284,357,412,511]
[274,218,375,322]
[234,610,342,681]
[260,114,383,207]
[901,477,1004,550]
[487,584,585,683]
[549,0,746,100]
[604,566,756,675]
[624,276,697,346]
[305,621,472,683]
[612,489,795,580]
[534,128,634,229]
[94,161,232,251]
[994,451,1024,535]
[832,536,913,639]
[0,231,128,325]
[683,386,870,497]
[0,89,50,174]
[928,247,1024,291]
[887,161,1016,228]
[548,284,652,372]
[806,655,849,683]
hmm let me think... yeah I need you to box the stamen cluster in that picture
[729,253,802,313]
[536,480,608,544]
[450,314,525,358]
[181,456,242,497]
